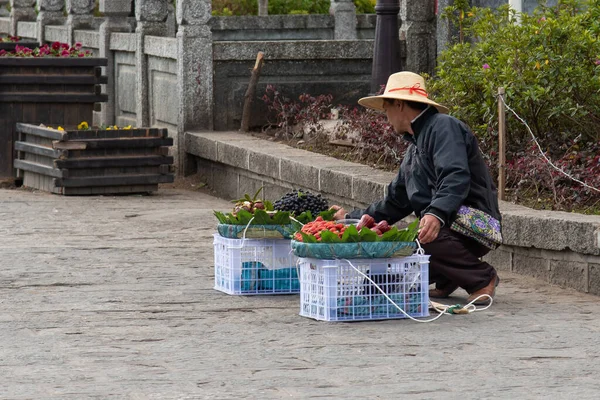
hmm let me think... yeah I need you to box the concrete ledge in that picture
[44,25,68,43]
[144,36,177,59]
[110,32,136,52]
[210,15,334,31]
[73,30,99,49]
[17,21,36,39]
[185,130,600,295]
[213,40,374,61]
[0,18,9,35]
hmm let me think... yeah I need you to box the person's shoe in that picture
[429,284,459,299]
[467,274,499,306]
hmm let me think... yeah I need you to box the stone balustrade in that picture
[9,0,35,36]
[66,0,95,44]
[0,0,9,17]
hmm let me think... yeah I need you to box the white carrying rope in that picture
[342,257,493,323]
[227,216,256,249]
[498,94,600,194]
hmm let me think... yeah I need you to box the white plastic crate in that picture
[299,255,430,321]
[213,234,300,295]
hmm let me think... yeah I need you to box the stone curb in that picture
[185,130,600,255]
[185,130,600,295]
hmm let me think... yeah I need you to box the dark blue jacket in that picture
[348,106,501,225]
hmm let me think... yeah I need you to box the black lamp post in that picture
[370,0,402,94]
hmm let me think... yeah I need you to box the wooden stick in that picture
[240,52,265,132]
[497,87,506,201]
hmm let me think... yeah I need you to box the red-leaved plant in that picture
[0,36,21,43]
[261,85,600,213]
[262,85,333,138]
[0,42,92,58]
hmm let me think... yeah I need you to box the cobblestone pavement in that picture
[0,188,599,400]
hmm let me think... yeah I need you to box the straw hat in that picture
[358,71,448,114]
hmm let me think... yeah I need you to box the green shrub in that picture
[429,0,600,156]
[212,0,257,16]
[428,0,600,211]
[354,0,376,14]
[269,0,329,15]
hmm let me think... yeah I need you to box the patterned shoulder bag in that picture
[420,151,503,250]
[450,205,502,250]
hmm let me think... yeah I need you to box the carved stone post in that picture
[371,0,402,94]
[330,0,357,40]
[176,0,213,175]
[436,0,453,56]
[0,0,10,17]
[9,0,36,37]
[36,0,64,44]
[135,0,168,128]
[98,0,133,126]
[258,0,268,16]
[66,0,95,45]
[400,0,436,75]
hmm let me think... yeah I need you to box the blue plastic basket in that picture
[213,234,299,295]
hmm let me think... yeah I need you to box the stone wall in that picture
[213,40,373,131]
[185,130,600,296]
[210,14,380,41]
[0,0,567,173]
[0,0,386,174]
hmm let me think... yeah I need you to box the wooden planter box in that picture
[0,57,108,179]
[14,123,175,195]
[0,41,41,52]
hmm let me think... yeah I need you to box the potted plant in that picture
[0,41,107,179]
[0,35,39,51]
[14,122,174,195]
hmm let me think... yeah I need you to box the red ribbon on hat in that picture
[388,84,429,98]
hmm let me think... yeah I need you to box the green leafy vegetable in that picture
[300,232,318,243]
[341,224,360,242]
[358,227,378,242]
[319,230,343,243]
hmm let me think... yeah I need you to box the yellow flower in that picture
[106,127,112,130]
[545,59,549,65]
[467,12,474,17]
[123,125,132,130]
[57,126,65,131]
[113,125,118,130]
[77,121,89,130]
[535,61,541,69]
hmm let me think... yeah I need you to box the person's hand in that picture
[418,215,441,244]
[329,205,347,221]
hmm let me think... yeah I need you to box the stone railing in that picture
[184,130,600,297]
[0,0,386,176]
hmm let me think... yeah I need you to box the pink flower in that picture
[74,42,82,50]
[482,63,490,70]
[78,53,85,57]
[0,50,6,57]
[51,42,61,51]
[61,49,70,57]
[60,42,69,50]
[595,59,600,65]
[538,17,546,22]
